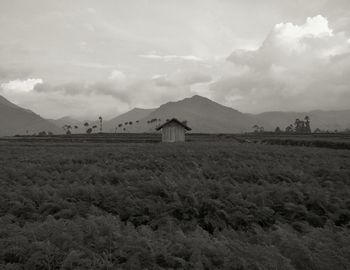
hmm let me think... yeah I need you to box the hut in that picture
[156,118,191,142]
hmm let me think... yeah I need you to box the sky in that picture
[0,0,350,119]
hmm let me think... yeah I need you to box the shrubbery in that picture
[263,138,350,150]
[0,142,349,269]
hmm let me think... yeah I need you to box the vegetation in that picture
[252,125,264,133]
[0,142,349,269]
[62,125,72,135]
[98,116,103,133]
[283,116,312,133]
[262,138,350,150]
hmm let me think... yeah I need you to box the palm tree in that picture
[275,127,281,133]
[285,124,294,133]
[83,122,89,133]
[62,125,68,133]
[62,124,72,135]
[304,116,311,133]
[98,116,103,133]
[92,125,97,133]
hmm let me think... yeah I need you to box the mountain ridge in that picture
[0,95,61,136]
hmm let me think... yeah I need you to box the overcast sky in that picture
[0,0,350,119]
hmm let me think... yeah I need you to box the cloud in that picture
[1,78,43,93]
[152,71,212,87]
[70,61,116,69]
[109,70,127,81]
[139,52,203,62]
[212,15,350,112]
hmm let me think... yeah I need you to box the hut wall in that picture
[161,122,185,142]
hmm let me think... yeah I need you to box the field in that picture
[5,132,350,148]
[1,140,350,269]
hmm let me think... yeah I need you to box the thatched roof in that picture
[156,118,192,131]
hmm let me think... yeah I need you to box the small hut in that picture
[156,118,191,142]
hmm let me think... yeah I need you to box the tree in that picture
[292,116,311,133]
[62,125,72,135]
[86,128,92,134]
[294,118,301,132]
[92,125,98,133]
[84,122,89,134]
[304,116,311,133]
[99,116,103,133]
[252,125,260,133]
[275,127,281,133]
[285,125,294,133]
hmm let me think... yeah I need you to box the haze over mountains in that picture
[1,94,350,136]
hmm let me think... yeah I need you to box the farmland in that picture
[0,140,350,269]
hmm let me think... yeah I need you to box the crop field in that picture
[0,141,350,269]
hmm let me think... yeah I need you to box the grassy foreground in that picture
[0,141,350,269]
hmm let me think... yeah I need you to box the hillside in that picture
[0,95,61,136]
[49,116,82,128]
[124,95,271,133]
[104,108,155,133]
[49,116,87,134]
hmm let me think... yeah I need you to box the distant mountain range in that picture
[1,94,350,136]
[100,95,350,133]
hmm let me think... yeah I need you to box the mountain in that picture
[49,116,82,128]
[49,116,84,133]
[120,95,271,133]
[256,110,350,131]
[0,95,61,136]
[104,108,156,132]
